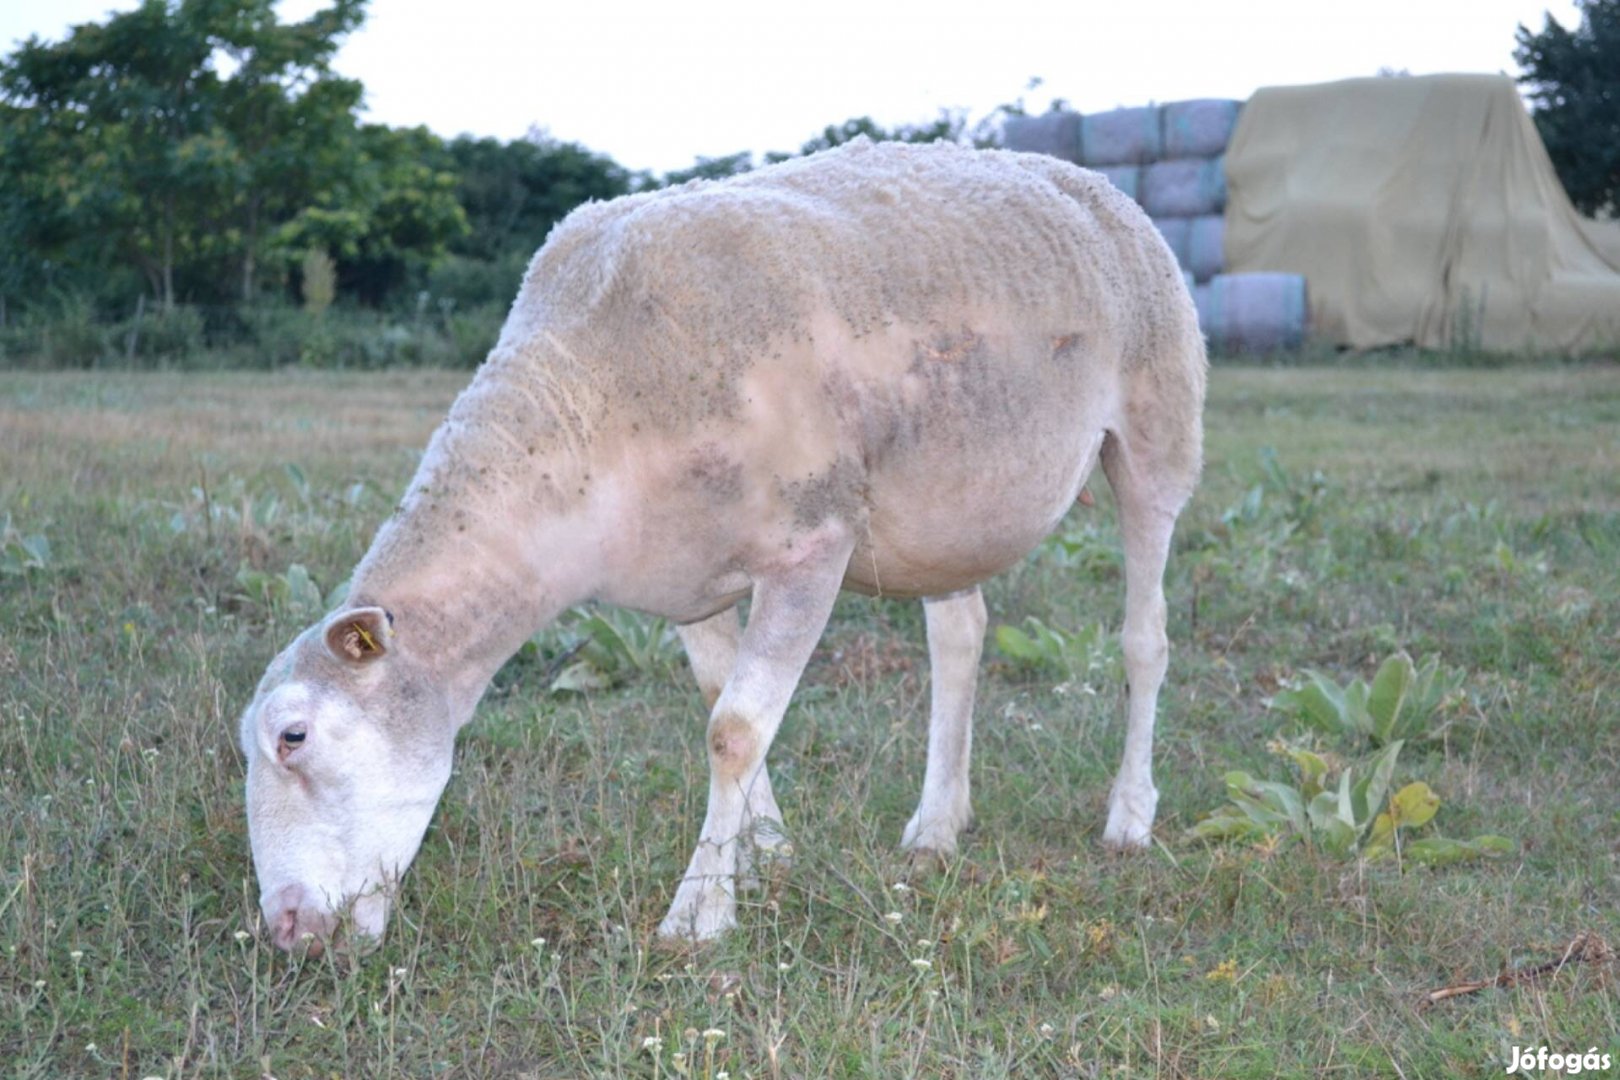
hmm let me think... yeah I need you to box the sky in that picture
[0,0,1584,175]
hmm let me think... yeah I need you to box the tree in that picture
[1515,0,1620,216]
[204,0,367,301]
[447,130,631,263]
[0,0,367,309]
[285,124,468,306]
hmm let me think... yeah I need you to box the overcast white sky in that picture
[0,0,1583,175]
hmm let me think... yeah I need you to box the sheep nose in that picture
[265,884,333,955]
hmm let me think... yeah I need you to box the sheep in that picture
[239,137,1207,949]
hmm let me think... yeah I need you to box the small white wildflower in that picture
[371,1000,383,1015]
[1029,722,1043,731]
[884,911,904,924]
[641,1036,663,1052]
[32,980,45,990]
[778,961,792,972]
[702,1028,726,1043]
[910,957,932,972]
[233,930,250,943]
[891,881,910,893]
[69,950,83,962]
[84,1043,97,1055]
[717,1072,730,1080]
[1039,1023,1055,1039]
[530,937,546,949]
[141,747,159,760]
[915,938,933,949]
[391,967,407,979]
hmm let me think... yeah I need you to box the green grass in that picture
[1,360,1617,1078]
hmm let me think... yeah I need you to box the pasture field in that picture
[1,361,1618,1078]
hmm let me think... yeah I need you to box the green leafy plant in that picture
[233,562,346,621]
[1273,651,1465,747]
[0,513,51,575]
[1183,448,1333,612]
[1038,520,1122,577]
[994,616,1117,681]
[546,607,682,692]
[1189,739,1512,865]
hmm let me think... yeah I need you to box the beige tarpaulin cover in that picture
[1224,73,1620,353]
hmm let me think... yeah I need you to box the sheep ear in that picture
[324,606,392,664]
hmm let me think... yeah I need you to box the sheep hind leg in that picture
[901,587,986,858]
[677,609,791,890]
[1099,434,1187,850]
[658,526,853,941]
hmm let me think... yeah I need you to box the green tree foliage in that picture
[448,129,631,262]
[0,0,370,310]
[1515,0,1620,215]
[427,130,631,307]
[286,124,468,305]
[0,0,1030,348]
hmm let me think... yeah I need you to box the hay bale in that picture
[1141,157,1227,218]
[1187,214,1225,282]
[1080,106,1163,166]
[1094,164,1141,202]
[1153,217,1191,269]
[1002,111,1083,163]
[1163,99,1243,159]
[1193,272,1308,352]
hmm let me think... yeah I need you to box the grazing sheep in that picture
[239,137,1206,949]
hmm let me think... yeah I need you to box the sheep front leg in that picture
[677,606,741,711]
[676,606,791,891]
[658,529,853,941]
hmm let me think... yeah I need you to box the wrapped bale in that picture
[1152,217,1191,269]
[1193,272,1308,352]
[1094,164,1141,202]
[1002,111,1083,163]
[1141,157,1227,218]
[1163,99,1243,159]
[1080,106,1163,166]
[1187,214,1225,282]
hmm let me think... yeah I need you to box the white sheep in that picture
[239,137,1207,949]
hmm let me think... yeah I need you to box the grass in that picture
[1,359,1618,1078]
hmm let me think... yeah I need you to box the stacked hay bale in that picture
[1005,102,1307,352]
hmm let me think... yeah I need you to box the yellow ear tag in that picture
[352,622,379,654]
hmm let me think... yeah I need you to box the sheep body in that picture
[241,138,1207,949]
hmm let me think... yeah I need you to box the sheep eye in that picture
[277,726,308,761]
